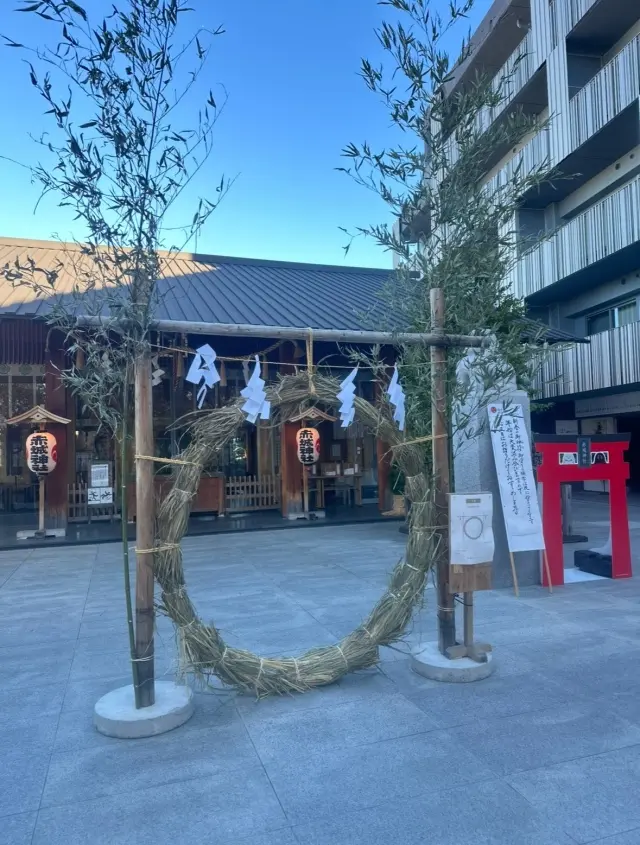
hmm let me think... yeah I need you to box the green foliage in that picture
[341,0,559,443]
[2,0,229,432]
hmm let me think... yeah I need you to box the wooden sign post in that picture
[447,493,494,663]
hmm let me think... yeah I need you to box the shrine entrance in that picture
[534,435,632,586]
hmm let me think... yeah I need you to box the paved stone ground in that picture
[3,521,640,844]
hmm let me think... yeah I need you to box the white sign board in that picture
[450,493,495,566]
[88,486,113,505]
[487,403,545,553]
[90,463,110,488]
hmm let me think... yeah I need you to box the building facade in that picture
[451,0,640,487]
[0,239,399,533]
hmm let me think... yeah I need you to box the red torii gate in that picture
[533,435,632,586]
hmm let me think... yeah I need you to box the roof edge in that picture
[0,236,392,276]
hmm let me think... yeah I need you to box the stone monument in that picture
[453,346,539,588]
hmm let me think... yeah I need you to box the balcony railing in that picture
[569,35,640,152]
[484,127,551,196]
[535,321,640,398]
[443,31,539,169]
[550,0,600,47]
[514,174,640,299]
[476,32,538,132]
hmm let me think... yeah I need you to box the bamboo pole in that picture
[430,288,456,654]
[134,348,155,708]
[120,366,139,699]
[77,315,489,348]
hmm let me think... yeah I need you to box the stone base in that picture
[286,510,325,521]
[16,528,66,540]
[574,549,612,578]
[411,642,495,683]
[94,681,194,739]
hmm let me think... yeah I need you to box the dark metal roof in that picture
[0,238,588,344]
[519,318,589,344]
[0,238,392,332]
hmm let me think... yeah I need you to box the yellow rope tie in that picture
[135,543,179,555]
[390,433,448,450]
[173,488,196,498]
[403,562,421,572]
[437,606,455,613]
[256,658,265,684]
[293,658,301,682]
[131,654,154,663]
[362,626,374,640]
[219,647,228,668]
[336,645,349,671]
[134,454,199,467]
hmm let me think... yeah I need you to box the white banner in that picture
[487,402,545,553]
[450,493,495,566]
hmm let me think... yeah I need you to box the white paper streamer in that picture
[386,365,406,431]
[151,354,165,387]
[240,355,270,423]
[338,367,358,428]
[185,344,221,408]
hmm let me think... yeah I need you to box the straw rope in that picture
[135,454,198,467]
[154,371,437,697]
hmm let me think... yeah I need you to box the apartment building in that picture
[450,0,640,487]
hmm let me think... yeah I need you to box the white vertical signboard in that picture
[487,402,545,553]
[450,493,495,565]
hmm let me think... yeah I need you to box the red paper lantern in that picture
[296,427,320,465]
[26,431,58,476]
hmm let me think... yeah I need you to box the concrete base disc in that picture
[94,681,194,739]
[411,642,495,683]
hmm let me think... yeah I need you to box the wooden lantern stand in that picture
[290,405,336,520]
[6,405,72,540]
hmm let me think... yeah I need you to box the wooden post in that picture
[430,288,456,654]
[561,484,572,537]
[302,466,310,515]
[279,343,303,517]
[45,331,70,528]
[134,348,155,708]
[37,477,46,535]
[463,592,473,647]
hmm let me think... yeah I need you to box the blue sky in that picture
[0,0,490,269]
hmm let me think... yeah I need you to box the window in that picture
[587,310,611,335]
[615,300,637,327]
[0,368,45,418]
[586,300,638,335]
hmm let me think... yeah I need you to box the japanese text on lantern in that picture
[26,431,57,475]
[296,427,320,466]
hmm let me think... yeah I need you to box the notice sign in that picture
[90,463,110,488]
[88,486,113,505]
[577,436,591,469]
[450,493,495,566]
[487,403,545,553]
